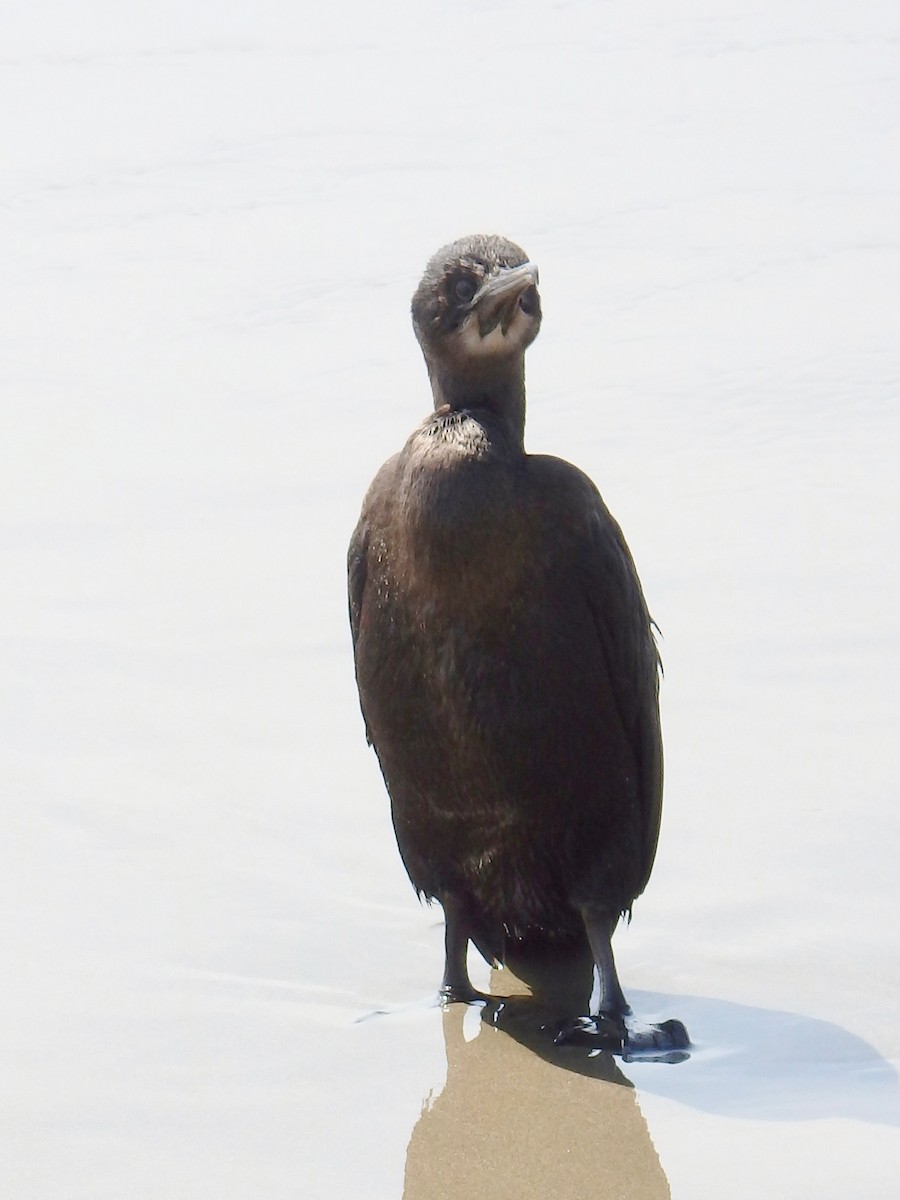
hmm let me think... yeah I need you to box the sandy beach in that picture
[3,1,899,1195]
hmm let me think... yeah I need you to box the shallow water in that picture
[3,2,899,1196]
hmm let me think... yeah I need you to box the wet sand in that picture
[3,1,899,1196]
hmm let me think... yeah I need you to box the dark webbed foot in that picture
[621,1014,690,1060]
[439,982,490,1006]
[553,1013,626,1051]
[567,904,691,1061]
[554,1012,690,1062]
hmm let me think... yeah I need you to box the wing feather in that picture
[583,501,663,897]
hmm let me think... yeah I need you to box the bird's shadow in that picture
[621,987,900,1127]
[453,944,900,1128]
[363,943,898,1129]
[363,947,898,1200]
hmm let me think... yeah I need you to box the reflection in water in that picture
[403,952,671,1200]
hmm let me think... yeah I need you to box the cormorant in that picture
[348,234,688,1054]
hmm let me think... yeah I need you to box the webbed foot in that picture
[553,1012,690,1063]
[553,1013,626,1051]
[439,982,490,1006]
[621,1015,690,1063]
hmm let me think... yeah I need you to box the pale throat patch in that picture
[457,305,535,358]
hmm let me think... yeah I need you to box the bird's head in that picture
[411,235,541,400]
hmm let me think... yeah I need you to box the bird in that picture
[347,234,688,1055]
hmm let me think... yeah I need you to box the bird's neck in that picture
[427,359,527,451]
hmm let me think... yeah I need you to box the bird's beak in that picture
[473,261,540,338]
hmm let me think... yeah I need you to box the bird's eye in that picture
[452,276,477,304]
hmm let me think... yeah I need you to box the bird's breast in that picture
[393,460,533,626]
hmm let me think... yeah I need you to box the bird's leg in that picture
[582,904,630,1021]
[554,903,691,1060]
[439,896,487,1004]
[549,904,630,1049]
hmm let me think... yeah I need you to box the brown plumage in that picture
[348,234,687,1054]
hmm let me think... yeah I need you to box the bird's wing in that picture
[347,453,403,748]
[583,493,664,898]
[347,518,368,650]
[347,516,372,745]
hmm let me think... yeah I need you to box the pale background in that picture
[2,1,899,1196]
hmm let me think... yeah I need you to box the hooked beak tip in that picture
[472,261,541,338]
